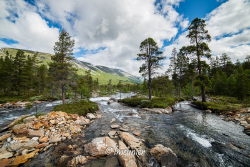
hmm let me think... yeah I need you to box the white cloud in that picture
[164,0,250,67]
[0,0,59,53]
[206,0,250,37]
[36,0,183,75]
[1,0,249,76]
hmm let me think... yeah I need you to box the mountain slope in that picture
[0,48,141,84]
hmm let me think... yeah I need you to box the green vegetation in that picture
[119,96,177,108]
[167,18,250,103]
[53,100,98,116]
[192,96,250,114]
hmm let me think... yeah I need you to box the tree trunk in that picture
[61,85,65,104]
[196,37,206,102]
[201,85,206,102]
[148,75,152,100]
[147,39,152,100]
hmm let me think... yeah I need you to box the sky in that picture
[0,0,250,76]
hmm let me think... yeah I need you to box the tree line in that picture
[137,18,250,101]
[0,31,97,103]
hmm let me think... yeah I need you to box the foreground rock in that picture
[84,136,117,157]
[118,140,137,167]
[0,111,100,166]
[150,144,177,167]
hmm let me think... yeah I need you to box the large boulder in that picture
[8,140,39,151]
[84,137,117,157]
[118,140,138,167]
[150,144,177,167]
[12,123,28,135]
[28,129,44,137]
[119,132,143,149]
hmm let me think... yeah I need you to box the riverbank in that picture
[0,111,101,166]
[0,95,62,109]
[191,96,250,135]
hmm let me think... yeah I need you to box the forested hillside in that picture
[0,48,141,85]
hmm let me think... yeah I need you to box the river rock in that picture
[84,136,117,157]
[0,149,13,159]
[96,114,102,118]
[132,130,141,137]
[142,108,172,114]
[246,117,250,124]
[50,120,56,125]
[120,125,129,131]
[69,155,88,166]
[205,109,212,113]
[23,116,36,123]
[28,129,44,137]
[0,133,11,142]
[86,113,96,120]
[150,144,177,167]
[108,131,117,138]
[12,123,28,135]
[110,118,116,123]
[32,121,44,129]
[39,136,49,143]
[111,124,120,129]
[31,137,39,141]
[69,125,82,134]
[35,143,49,149]
[10,149,39,166]
[13,136,30,142]
[75,116,90,125]
[49,134,62,143]
[119,132,143,149]
[118,140,138,167]
[8,140,39,151]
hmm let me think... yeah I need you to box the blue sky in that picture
[0,0,249,75]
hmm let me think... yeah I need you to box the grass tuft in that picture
[53,100,98,116]
[119,96,177,108]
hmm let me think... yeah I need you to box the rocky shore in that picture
[0,111,100,166]
[0,101,44,109]
[222,108,250,136]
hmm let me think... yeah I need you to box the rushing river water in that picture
[86,93,250,167]
[2,93,250,167]
[0,100,62,130]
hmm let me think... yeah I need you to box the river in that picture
[2,93,250,167]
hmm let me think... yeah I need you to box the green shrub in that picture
[53,100,98,116]
[192,98,244,114]
[119,97,177,108]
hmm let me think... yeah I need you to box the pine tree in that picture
[186,18,211,102]
[13,50,26,95]
[137,37,164,100]
[49,30,75,104]
[36,64,48,94]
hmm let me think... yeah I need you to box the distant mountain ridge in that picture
[0,48,142,84]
